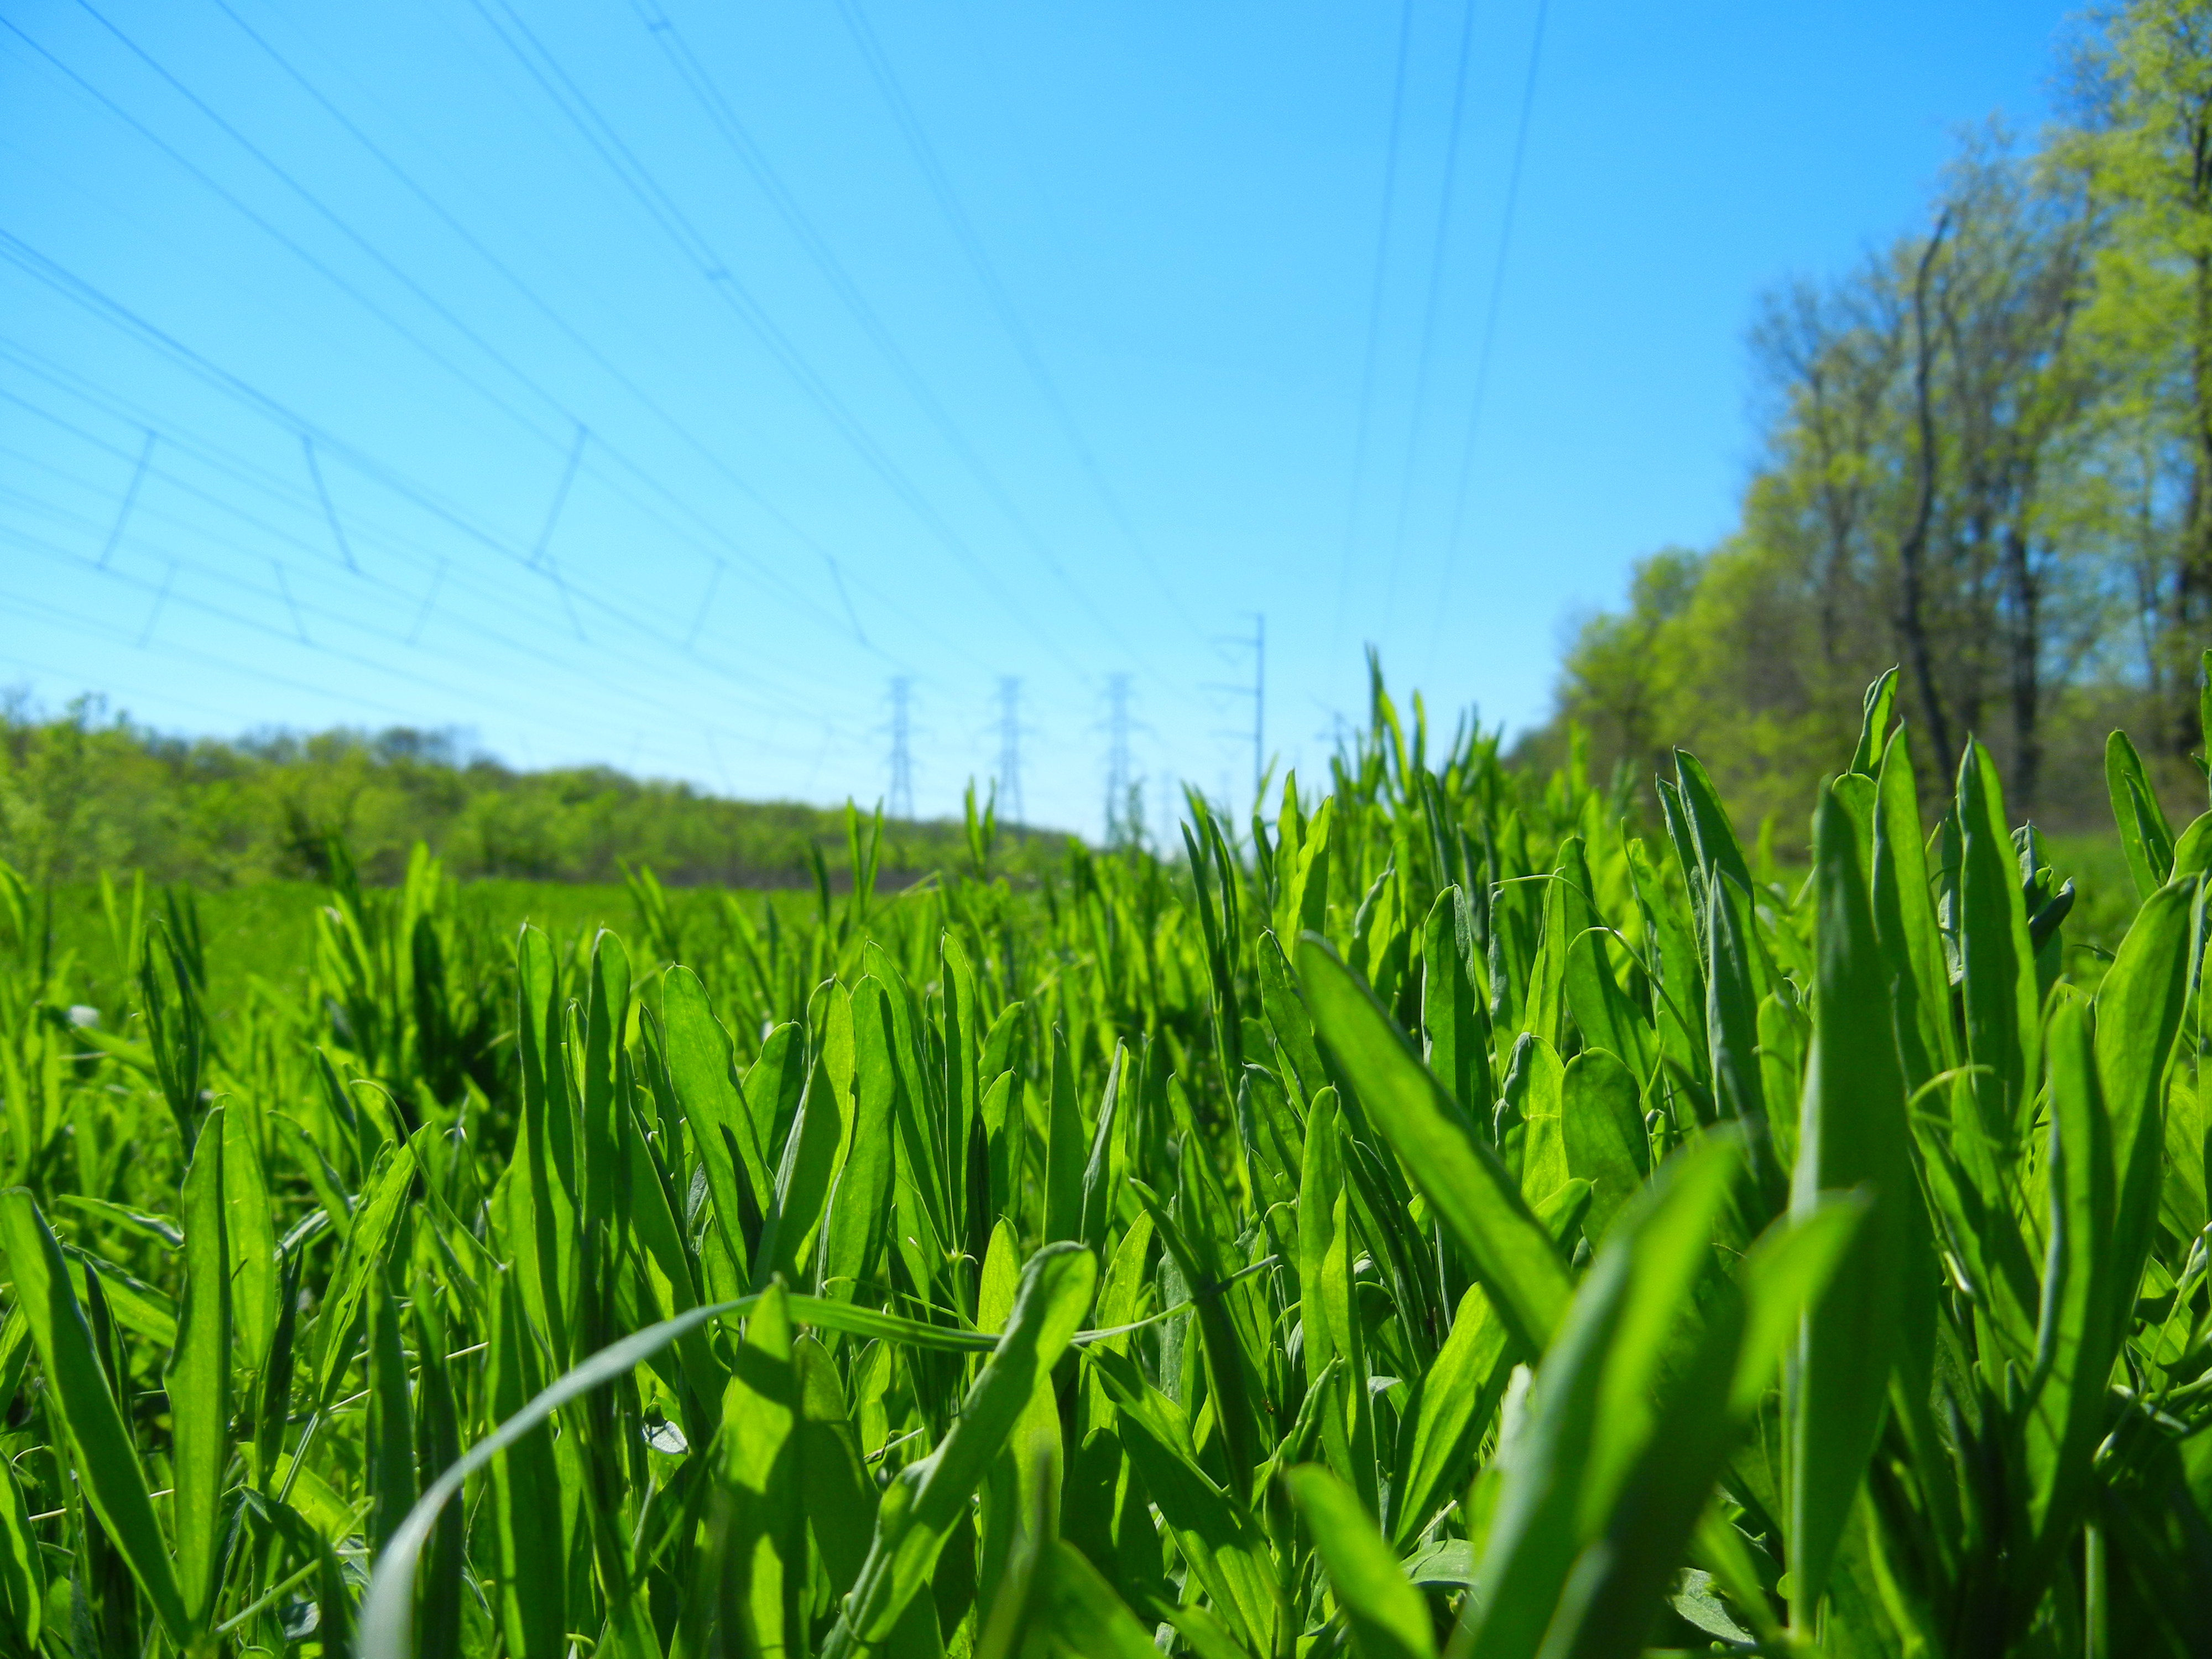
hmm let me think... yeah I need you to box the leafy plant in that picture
[0,664,2204,1658]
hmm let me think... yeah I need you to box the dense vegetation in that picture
[1541,0,2212,839]
[0,658,2205,1658]
[0,695,1058,890]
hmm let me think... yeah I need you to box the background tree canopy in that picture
[0,692,1060,889]
[1532,0,2212,839]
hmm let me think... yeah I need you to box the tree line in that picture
[1538,0,2212,835]
[0,693,1058,889]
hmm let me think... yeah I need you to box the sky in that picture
[2,0,2082,837]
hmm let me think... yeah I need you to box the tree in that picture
[2065,0,2212,757]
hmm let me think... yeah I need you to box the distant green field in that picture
[34,877,844,1032]
[28,820,2141,1036]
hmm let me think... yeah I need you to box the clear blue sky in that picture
[2,0,2079,836]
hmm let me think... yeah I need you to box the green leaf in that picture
[1044,1027,1087,1246]
[168,1106,230,1631]
[1078,1042,1128,1256]
[821,977,901,1302]
[1455,1135,1745,1659]
[1286,1463,1437,1659]
[1297,935,1572,1357]
[2106,729,2177,901]
[511,926,580,1363]
[1085,1347,1279,1653]
[1393,1280,1509,1550]
[1555,839,1648,1079]
[2023,999,2114,1574]
[822,1241,1098,1658]
[0,1453,43,1656]
[1956,739,2041,1157]
[313,1142,414,1412]
[1259,930,1331,1106]
[661,964,769,1259]
[364,1285,766,1659]
[221,1105,277,1381]
[722,1284,804,1657]
[2172,811,2212,881]
[1870,728,1954,1091]
[1298,1091,1378,1516]
[365,1274,415,1562]
[2022,879,2198,1579]
[0,1189,187,1642]
[755,1050,852,1290]
[1847,668,1899,778]
[794,1334,881,1593]
[1560,1048,1648,1243]
[1422,886,1495,1121]
[1037,1540,1167,1659]
[1785,785,1929,1621]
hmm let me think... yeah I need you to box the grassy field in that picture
[0,667,2205,1659]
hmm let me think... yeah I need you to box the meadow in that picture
[0,665,2206,1659]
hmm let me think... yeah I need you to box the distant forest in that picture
[0,694,1058,888]
[1531,0,2212,836]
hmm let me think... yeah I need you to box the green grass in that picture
[0,669,2206,1659]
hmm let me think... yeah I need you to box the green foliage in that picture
[0,696,1062,888]
[1543,1,2212,839]
[0,663,2206,1658]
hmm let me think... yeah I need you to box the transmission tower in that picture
[1247,613,1265,808]
[1104,672,1134,846]
[1203,613,1267,817]
[994,676,1026,826]
[888,676,915,821]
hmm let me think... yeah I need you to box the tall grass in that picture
[0,661,2205,1658]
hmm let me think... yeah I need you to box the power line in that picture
[1104,671,1134,847]
[467,0,1067,654]
[1430,0,1551,673]
[0,233,850,713]
[887,676,915,821]
[0,523,839,773]
[32,2,870,649]
[628,0,1162,677]
[0,349,862,749]
[1383,0,1481,626]
[1248,613,1266,812]
[196,0,883,650]
[0,484,828,754]
[829,0,1195,634]
[1201,613,1266,818]
[1330,0,1420,666]
[0,369,812,720]
[994,675,1025,826]
[300,435,359,573]
[97,426,153,566]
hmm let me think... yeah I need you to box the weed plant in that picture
[0,664,2207,1658]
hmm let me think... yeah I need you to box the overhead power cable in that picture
[1383,0,1480,626]
[0,472,836,745]
[0,231,873,712]
[97,426,153,566]
[1329,0,1419,666]
[467,0,1066,654]
[0,336,874,706]
[36,2,869,649]
[0,514,828,763]
[1429,0,1550,672]
[1,581,813,781]
[196,0,882,650]
[0,409,813,729]
[1,363,687,691]
[829,0,1194,634]
[629,0,1162,676]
